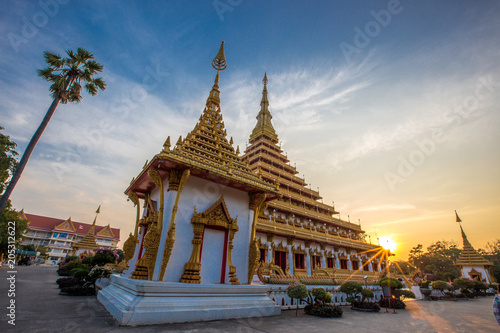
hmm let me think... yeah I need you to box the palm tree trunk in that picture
[0,96,62,211]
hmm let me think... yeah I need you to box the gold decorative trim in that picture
[248,192,267,283]
[159,169,190,281]
[180,195,239,284]
[167,169,182,191]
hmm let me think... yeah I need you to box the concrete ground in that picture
[1,265,498,332]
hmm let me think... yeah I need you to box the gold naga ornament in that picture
[123,191,140,263]
[159,169,190,281]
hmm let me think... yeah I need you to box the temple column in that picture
[335,254,340,269]
[305,241,312,276]
[320,244,326,268]
[347,255,353,270]
[266,233,274,264]
[287,236,294,276]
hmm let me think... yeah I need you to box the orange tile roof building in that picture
[20,210,120,264]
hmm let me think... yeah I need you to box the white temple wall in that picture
[461,265,492,284]
[161,176,251,284]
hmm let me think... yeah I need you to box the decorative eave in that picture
[96,224,115,238]
[54,217,76,232]
[125,153,281,201]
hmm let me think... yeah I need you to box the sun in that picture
[379,236,397,254]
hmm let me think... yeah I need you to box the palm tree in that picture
[0,48,106,211]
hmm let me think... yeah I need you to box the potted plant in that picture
[340,281,363,304]
[350,287,381,312]
[286,281,309,316]
[453,277,474,298]
[378,277,405,309]
[304,287,343,318]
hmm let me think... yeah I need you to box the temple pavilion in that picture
[454,223,494,283]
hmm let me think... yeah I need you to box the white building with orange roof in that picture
[19,209,120,264]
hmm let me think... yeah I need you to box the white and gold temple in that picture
[98,42,387,325]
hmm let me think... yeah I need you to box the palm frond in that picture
[39,48,106,103]
[92,77,106,91]
[37,68,54,81]
[43,51,64,68]
[84,60,103,73]
[85,83,98,95]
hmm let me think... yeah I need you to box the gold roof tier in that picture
[256,217,373,250]
[249,73,279,143]
[126,42,280,200]
[454,225,493,267]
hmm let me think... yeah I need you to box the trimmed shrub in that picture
[361,288,374,300]
[379,298,406,309]
[64,256,79,264]
[431,280,451,291]
[379,277,403,289]
[56,277,82,289]
[340,281,363,302]
[352,300,381,312]
[70,267,91,281]
[92,249,117,267]
[286,281,309,300]
[60,286,96,296]
[401,290,416,299]
[81,256,94,266]
[57,261,89,276]
[310,304,343,318]
[453,278,474,292]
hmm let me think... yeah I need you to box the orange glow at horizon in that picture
[379,236,397,254]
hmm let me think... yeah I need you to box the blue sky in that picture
[1,0,499,257]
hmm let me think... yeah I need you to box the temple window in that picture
[312,255,321,269]
[259,248,266,262]
[327,258,335,268]
[363,263,370,271]
[340,259,348,270]
[352,261,359,270]
[274,250,287,273]
[294,253,305,269]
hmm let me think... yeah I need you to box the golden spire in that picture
[249,72,279,143]
[206,41,227,107]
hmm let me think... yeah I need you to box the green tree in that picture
[407,241,461,280]
[0,48,106,211]
[0,129,28,257]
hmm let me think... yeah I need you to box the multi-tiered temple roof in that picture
[455,225,493,267]
[242,75,376,251]
[125,42,280,200]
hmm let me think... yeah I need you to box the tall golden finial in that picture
[207,41,227,106]
[263,72,268,86]
[212,41,227,72]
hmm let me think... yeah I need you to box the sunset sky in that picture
[1,1,499,259]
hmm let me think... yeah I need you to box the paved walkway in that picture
[1,265,498,332]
